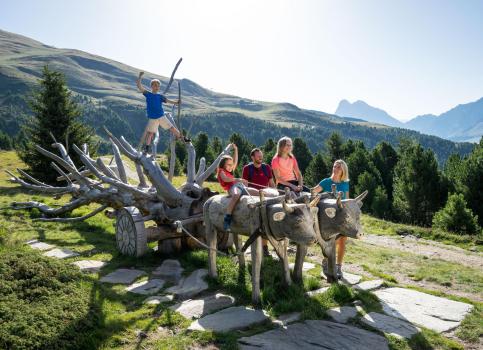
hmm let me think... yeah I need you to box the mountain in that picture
[0,28,475,163]
[335,99,483,143]
[405,99,483,143]
[335,99,404,128]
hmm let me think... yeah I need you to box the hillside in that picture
[0,28,475,162]
[336,99,483,143]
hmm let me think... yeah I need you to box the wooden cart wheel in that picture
[115,207,148,257]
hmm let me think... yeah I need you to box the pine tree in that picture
[326,132,344,162]
[393,140,444,226]
[433,193,481,235]
[17,66,95,183]
[292,137,313,173]
[371,141,398,202]
[304,152,330,187]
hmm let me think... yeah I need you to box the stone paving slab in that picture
[144,295,174,305]
[238,319,389,350]
[361,312,420,339]
[126,279,165,295]
[374,287,473,332]
[340,272,362,285]
[273,312,302,327]
[43,248,79,259]
[189,306,269,332]
[354,279,384,291]
[73,260,107,273]
[305,287,329,297]
[166,269,209,300]
[326,306,358,323]
[27,240,55,251]
[289,262,316,271]
[100,268,147,284]
[170,293,235,319]
[151,259,184,284]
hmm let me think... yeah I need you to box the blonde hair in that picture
[276,136,293,157]
[150,79,161,86]
[332,159,349,182]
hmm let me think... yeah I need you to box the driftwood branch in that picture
[6,170,75,194]
[17,168,53,188]
[33,205,108,222]
[186,142,196,184]
[168,134,176,182]
[11,198,89,216]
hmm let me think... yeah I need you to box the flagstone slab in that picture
[144,295,174,305]
[273,312,302,327]
[289,262,316,271]
[126,279,165,295]
[166,269,208,299]
[326,306,358,323]
[170,293,235,319]
[73,260,107,273]
[354,280,384,291]
[100,268,147,284]
[305,287,329,297]
[43,248,79,259]
[340,272,362,285]
[27,240,55,251]
[189,306,269,332]
[151,259,184,284]
[238,320,389,350]
[361,312,420,339]
[374,287,473,332]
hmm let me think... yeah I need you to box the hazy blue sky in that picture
[2,0,482,120]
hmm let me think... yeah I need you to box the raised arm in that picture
[136,71,147,93]
[164,97,180,105]
[232,144,239,169]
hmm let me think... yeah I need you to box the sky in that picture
[1,0,483,121]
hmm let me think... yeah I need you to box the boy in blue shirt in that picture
[136,71,189,152]
[311,159,350,279]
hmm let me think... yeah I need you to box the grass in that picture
[362,214,482,251]
[1,151,482,349]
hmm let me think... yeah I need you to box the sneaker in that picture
[322,258,329,276]
[336,264,343,279]
[223,214,233,232]
[142,144,150,155]
[183,136,192,143]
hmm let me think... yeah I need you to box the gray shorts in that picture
[229,182,249,196]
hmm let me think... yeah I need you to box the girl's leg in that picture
[226,193,241,214]
[145,132,154,145]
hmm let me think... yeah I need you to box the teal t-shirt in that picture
[319,178,350,199]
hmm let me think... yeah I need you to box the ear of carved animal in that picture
[337,191,343,208]
[355,190,368,203]
[282,199,294,214]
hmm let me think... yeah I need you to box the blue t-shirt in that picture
[143,91,167,119]
[319,178,350,199]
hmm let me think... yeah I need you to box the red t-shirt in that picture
[217,168,235,191]
[242,164,273,190]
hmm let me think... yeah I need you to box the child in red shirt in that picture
[217,144,259,231]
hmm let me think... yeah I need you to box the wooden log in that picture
[251,235,262,305]
[293,244,308,282]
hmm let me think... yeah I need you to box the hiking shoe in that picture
[322,258,329,276]
[142,144,150,155]
[183,136,192,143]
[223,214,233,232]
[336,264,343,279]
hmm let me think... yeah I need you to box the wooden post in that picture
[251,235,262,305]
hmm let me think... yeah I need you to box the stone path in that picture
[73,260,107,273]
[354,279,384,291]
[166,269,209,300]
[289,262,316,271]
[152,259,184,284]
[126,279,165,295]
[361,312,420,339]
[326,306,358,324]
[170,293,235,319]
[100,268,146,284]
[43,248,79,259]
[26,240,55,251]
[238,320,389,350]
[189,306,269,332]
[144,295,174,304]
[374,287,473,333]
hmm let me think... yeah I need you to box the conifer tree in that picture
[433,193,481,235]
[17,66,95,183]
[304,152,330,187]
[292,137,313,173]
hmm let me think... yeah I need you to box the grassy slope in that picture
[0,151,481,349]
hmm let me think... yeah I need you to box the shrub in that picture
[433,193,481,235]
[0,249,100,349]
